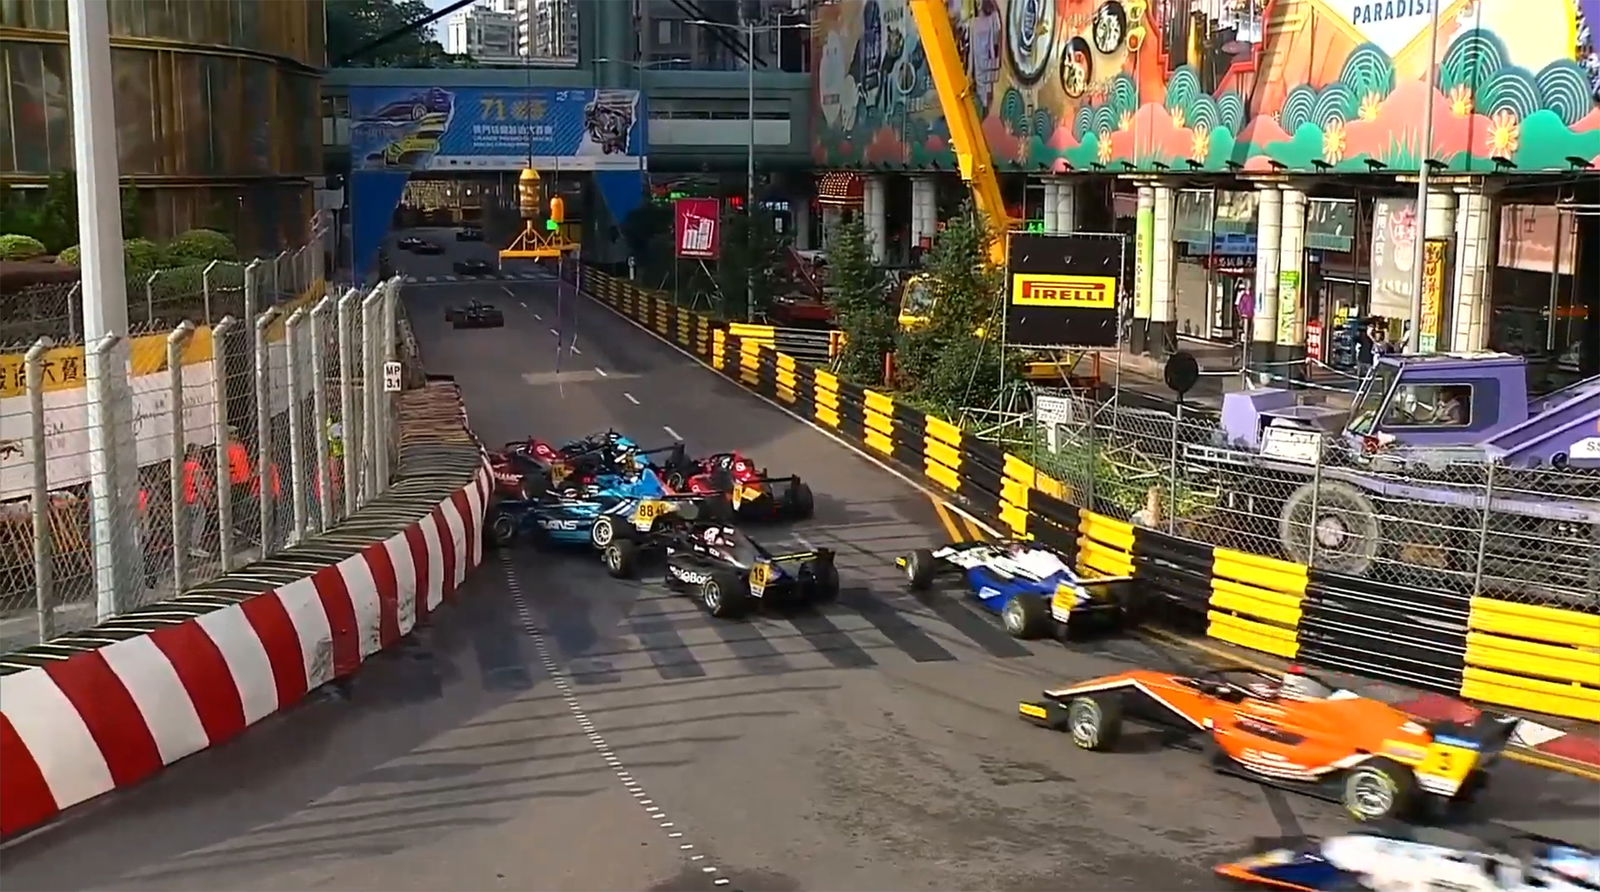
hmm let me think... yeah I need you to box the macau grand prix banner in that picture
[349,86,646,172]
[346,85,648,280]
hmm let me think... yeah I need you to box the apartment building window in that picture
[656,19,675,46]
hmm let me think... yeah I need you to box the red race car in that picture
[660,450,814,521]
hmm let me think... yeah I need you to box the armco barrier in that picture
[1462,599,1600,721]
[1298,573,1470,695]
[0,380,488,837]
[1206,550,1308,660]
[574,266,1599,725]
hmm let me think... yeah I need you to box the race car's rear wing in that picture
[766,547,834,565]
[1428,711,1520,756]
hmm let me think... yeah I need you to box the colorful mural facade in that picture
[812,0,1600,173]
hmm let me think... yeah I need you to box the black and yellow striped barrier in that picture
[1463,599,1600,722]
[576,265,1600,723]
[1206,549,1308,660]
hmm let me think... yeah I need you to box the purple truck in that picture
[1195,353,1600,600]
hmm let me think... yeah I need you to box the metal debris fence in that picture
[1023,389,1600,609]
[0,265,408,652]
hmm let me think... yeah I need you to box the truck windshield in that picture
[1347,363,1397,435]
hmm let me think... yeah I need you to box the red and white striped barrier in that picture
[0,467,490,837]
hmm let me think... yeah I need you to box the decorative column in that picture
[910,175,937,252]
[1450,185,1492,352]
[1131,183,1155,355]
[1149,182,1177,358]
[1054,179,1078,233]
[1415,187,1457,353]
[1041,179,1059,234]
[1251,184,1284,372]
[863,174,888,264]
[1275,186,1308,368]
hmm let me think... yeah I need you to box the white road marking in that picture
[497,554,732,890]
[569,345,582,355]
[595,366,608,377]
[425,276,438,282]
[549,328,560,337]
[534,312,542,320]
[662,425,681,440]
[624,392,639,405]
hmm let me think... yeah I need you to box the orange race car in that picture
[1018,665,1519,823]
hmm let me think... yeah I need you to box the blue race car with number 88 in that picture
[896,540,1140,640]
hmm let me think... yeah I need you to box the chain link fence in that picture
[1022,389,1600,609]
[1,238,408,651]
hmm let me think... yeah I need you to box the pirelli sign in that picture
[1004,233,1123,350]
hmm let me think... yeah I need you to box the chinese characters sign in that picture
[1419,238,1450,353]
[348,86,646,172]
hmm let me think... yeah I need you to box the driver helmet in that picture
[702,526,736,547]
[1279,665,1321,701]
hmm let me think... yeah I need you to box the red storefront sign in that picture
[674,197,722,260]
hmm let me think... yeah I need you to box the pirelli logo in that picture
[1010,274,1117,309]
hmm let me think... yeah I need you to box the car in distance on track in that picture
[453,258,495,276]
[457,226,483,241]
[445,299,504,328]
[897,541,1137,639]
[1018,665,1518,822]
[1215,831,1600,890]
[411,239,444,255]
[601,519,838,618]
[398,236,427,251]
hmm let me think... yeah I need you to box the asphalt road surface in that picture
[4,230,1595,891]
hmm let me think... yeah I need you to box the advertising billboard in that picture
[813,0,1600,174]
[1005,233,1122,350]
[349,86,646,171]
[674,198,723,260]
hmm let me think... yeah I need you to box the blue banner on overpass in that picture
[349,86,646,171]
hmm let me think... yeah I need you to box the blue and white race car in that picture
[1217,831,1600,891]
[896,540,1139,639]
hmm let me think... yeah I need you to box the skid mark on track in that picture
[498,553,735,889]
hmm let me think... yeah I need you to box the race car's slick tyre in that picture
[700,572,749,619]
[1065,693,1123,751]
[591,515,619,548]
[904,548,937,590]
[783,478,815,519]
[1341,757,1418,822]
[805,561,840,603]
[603,540,640,579]
[485,508,518,549]
[1001,596,1050,639]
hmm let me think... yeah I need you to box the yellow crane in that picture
[895,0,1097,386]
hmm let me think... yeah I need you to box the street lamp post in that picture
[1407,0,1442,354]
[594,56,690,279]
[687,16,809,321]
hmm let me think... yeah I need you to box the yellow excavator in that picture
[894,0,1099,388]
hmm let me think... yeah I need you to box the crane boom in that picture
[905,0,1016,268]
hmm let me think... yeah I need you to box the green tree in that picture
[327,0,468,67]
[826,215,894,385]
[715,206,790,321]
[621,200,676,288]
[895,202,1018,414]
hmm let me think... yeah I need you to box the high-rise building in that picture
[0,0,325,252]
[442,1,522,63]
[523,0,580,61]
